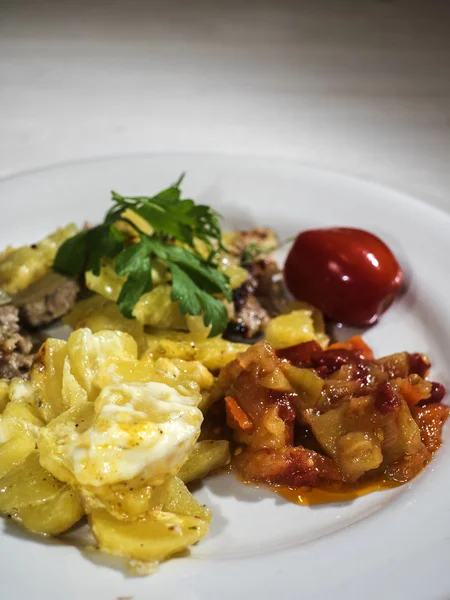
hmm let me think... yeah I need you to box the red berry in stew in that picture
[284,227,404,326]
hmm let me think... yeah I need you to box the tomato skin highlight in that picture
[284,228,404,326]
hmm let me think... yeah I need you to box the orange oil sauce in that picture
[272,478,402,506]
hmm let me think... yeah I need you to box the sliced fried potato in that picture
[0,224,78,294]
[16,485,84,535]
[65,328,138,403]
[100,356,213,400]
[0,382,44,442]
[178,440,230,484]
[30,338,68,423]
[80,481,154,522]
[0,452,63,512]
[0,380,9,413]
[38,402,95,485]
[264,309,319,350]
[0,431,35,479]
[133,285,187,329]
[149,476,211,522]
[144,330,248,371]
[64,296,147,353]
[90,508,210,562]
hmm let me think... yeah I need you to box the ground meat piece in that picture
[0,305,33,379]
[18,276,79,328]
[225,257,291,340]
[232,294,269,339]
[226,272,270,339]
[248,258,288,316]
[224,228,291,340]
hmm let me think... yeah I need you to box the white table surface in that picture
[1,0,450,213]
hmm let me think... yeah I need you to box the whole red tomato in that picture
[284,227,404,326]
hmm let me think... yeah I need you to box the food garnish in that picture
[53,175,232,337]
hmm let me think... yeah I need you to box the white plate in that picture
[1,154,449,600]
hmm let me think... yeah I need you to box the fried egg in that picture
[66,381,203,487]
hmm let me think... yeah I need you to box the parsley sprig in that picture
[53,175,232,337]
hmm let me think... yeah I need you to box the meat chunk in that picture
[15,273,79,328]
[226,258,289,340]
[223,228,290,340]
[227,275,270,339]
[0,305,33,378]
[247,258,288,317]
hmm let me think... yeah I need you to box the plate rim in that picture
[1,150,450,227]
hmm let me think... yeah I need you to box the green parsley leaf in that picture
[169,262,228,337]
[53,174,232,336]
[86,225,125,276]
[169,262,202,317]
[157,245,231,300]
[114,240,153,318]
[198,290,229,338]
[53,229,91,277]
[53,224,124,277]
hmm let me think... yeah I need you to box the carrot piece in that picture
[328,335,374,360]
[400,381,423,407]
[225,396,253,432]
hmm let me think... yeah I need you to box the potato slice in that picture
[133,285,187,330]
[65,328,138,403]
[80,481,154,521]
[38,402,95,485]
[0,432,35,479]
[0,224,78,294]
[64,296,147,353]
[178,440,230,484]
[264,309,319,350]
[0,452,63,512]
[90,508,210,562]
[99,356,213,399]
[0,380,9,413]
[144,330,248,371]
[0,382,44,442]
[149,476,211,522]
[16,485,84,535]
[30,338,68,423]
